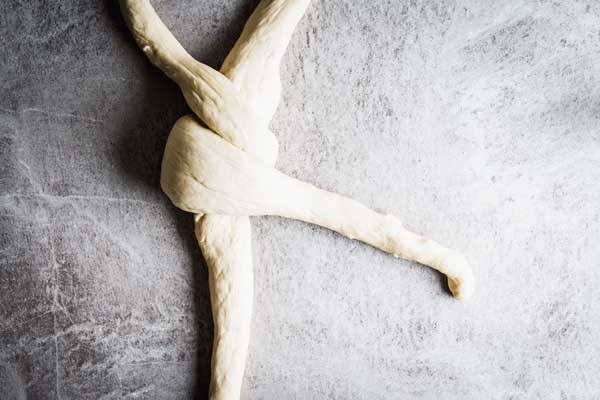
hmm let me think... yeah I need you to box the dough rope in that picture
[119,1,475,399]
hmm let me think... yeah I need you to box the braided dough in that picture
[119,1,475,398]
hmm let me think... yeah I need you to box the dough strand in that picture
[119,1,474,399]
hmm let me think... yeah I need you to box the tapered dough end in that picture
[442,253,475,300]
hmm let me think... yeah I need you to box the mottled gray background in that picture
[1,0,600,399]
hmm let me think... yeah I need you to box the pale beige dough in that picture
[119,1,474,399]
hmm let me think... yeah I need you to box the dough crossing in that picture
[119,1,475,399]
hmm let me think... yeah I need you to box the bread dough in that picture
[119,1,474,399]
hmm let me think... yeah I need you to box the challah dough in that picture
[119,1,474,399]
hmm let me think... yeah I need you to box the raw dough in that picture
[119,1,475,399]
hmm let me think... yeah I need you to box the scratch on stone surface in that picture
[17,158,42,191]
[119,360,190,366]
[115,363,124,399]
[52,332,61,400]
[48,230,62,400]
[56,303,75,326]
[97,385,124,400]
[74,207,150,269]
[17,310,54,328]
[121,384,155,398]
[0,107,103,125]
[1,193,156,207]
[0,301,52,333]
[88,76,150,86]
[49,193,155,206]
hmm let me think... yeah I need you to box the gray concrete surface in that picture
[1,0,600,399]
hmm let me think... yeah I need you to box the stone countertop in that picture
[1,1,600,399]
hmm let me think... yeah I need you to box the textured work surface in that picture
[1,1,600,399]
